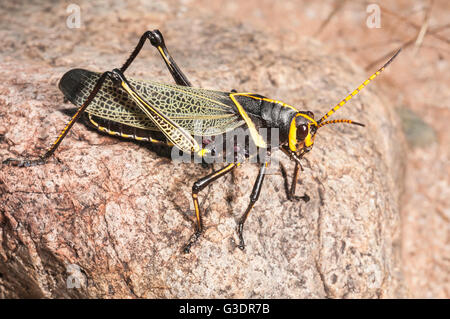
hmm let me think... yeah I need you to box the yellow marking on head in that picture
[288,113,318,151]
[304,130,314,147]
[288,118,298,151]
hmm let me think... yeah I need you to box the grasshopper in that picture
[3,30,400,252]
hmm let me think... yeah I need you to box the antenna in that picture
[317,49,401,125]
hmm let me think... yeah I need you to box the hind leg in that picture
[3,71,112,167]
[121,30,192,87]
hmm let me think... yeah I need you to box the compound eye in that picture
[297,124,308,141]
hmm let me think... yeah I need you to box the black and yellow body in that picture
[3,30,401,253]
[58,68,317,162]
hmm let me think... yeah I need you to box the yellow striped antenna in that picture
[317,119,365,128]
[317,49,401,125]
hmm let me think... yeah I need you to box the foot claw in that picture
[237,224,246,250]
[301,194,310,202]
[183,231,201,253]
[183,245,191,254]
[288,193,310,203]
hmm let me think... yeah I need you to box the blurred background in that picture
[0,0,448,298]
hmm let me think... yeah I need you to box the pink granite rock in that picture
[0,2,406,298]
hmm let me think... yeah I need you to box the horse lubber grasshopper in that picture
[3,30,400,253]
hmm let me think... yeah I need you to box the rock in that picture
[396,106,437,148]
[0,4,407,298]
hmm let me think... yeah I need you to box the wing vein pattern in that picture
[67,70,244,137]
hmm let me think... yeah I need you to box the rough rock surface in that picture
[0,1,407,298]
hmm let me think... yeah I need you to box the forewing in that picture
[119,79,200,153]
[60,69,244,136]
[129,79,244,136]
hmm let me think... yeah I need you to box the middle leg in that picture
[280,146,310,202]
[184,163,239,253]
[286,162,309,202]
[3,71,112,167]
[237,162,268,250]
